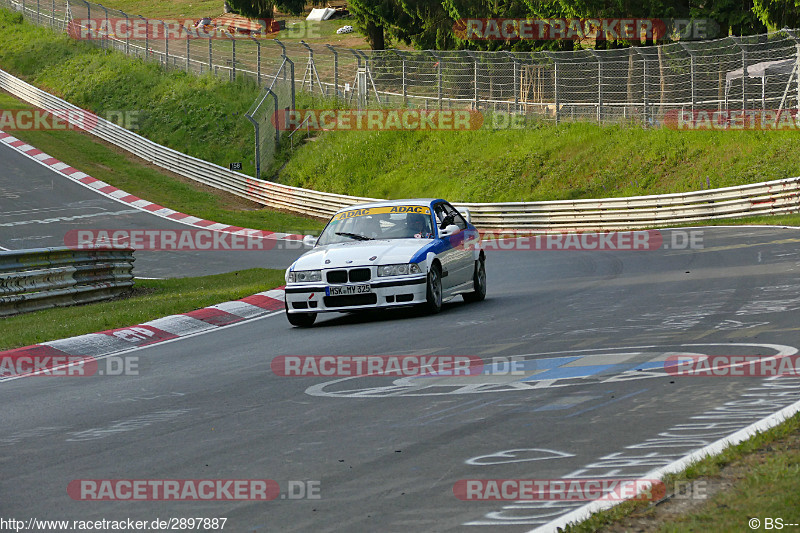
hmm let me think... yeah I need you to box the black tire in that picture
[423,263,443,314]
[463,257,486,303]
[285,301,317,327]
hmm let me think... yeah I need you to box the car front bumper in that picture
[285,274,427,313]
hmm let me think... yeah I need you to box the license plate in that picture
[326,284,372,296]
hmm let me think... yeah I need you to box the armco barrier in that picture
[0,247,135,316]
[0,69,798,229]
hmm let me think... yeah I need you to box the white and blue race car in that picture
[284,199,486,327]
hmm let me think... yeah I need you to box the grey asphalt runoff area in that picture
[3,217,799,530]
[0,140,306,277]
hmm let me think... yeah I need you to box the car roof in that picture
[334,199,444,213]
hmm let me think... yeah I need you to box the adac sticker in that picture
[333,205,431,220]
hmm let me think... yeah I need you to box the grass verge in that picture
[278,123,800,202]
[0,268,286,351]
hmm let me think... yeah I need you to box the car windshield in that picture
[317,206,435,246]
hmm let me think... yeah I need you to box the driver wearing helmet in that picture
[408,213,432,239]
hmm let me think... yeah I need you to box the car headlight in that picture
[377,263,422,277]
[288,270,322,283]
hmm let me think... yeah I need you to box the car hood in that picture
[291,239,433,271]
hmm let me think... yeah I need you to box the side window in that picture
[433,203,448,228]
[444,203,467,230]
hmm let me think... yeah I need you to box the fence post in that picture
[136,15,148,59]
[252,37,261,85]
[162,20,169,67]
[510,52,519,113]
[98,3,108,49]
[732,38,748,110]
[36,0,39,25]
[797,43,800,110]
[246,115,260,180]
[80,1,91,38]
[679,43,695,113]
[634,48,648,126]
[186,32,190,72]
[589,50,602,123]
[230,33,236,81]
[465,51,479,110]
[325,44,339,99]
[545,52,559,125]
[208,34,213,73]
[429,51,442,110]
[51,0,54,28]
[275,40,295,109]
[121,10,130,55]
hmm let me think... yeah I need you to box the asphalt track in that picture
[2,138,800,531]
[0,140,304,277]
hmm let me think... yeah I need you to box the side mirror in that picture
[439,224,460,238]
[303,235,318,248]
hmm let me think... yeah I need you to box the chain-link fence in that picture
[5,0,800,143]
[246,56,295,179]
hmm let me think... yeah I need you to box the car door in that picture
[433,201,460,291]
[442,202,473,286]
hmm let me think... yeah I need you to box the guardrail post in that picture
[325,44,339,99]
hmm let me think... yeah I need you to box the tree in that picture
[752,0,800,30]
[226,0,275,18]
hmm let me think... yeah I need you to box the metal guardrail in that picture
[0,247,135,316]
[1,69,799,229]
